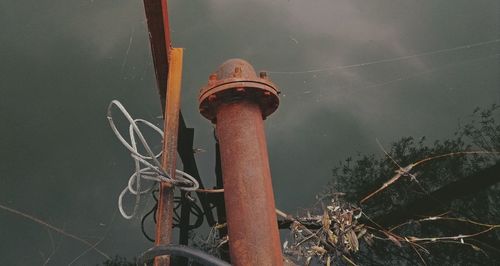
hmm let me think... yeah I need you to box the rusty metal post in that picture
[154,48,183,266]
[199,59,283,265]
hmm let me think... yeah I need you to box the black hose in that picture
[137,245,231,266]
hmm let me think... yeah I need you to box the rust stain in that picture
[199,59,283,265]
[154,48,183,266]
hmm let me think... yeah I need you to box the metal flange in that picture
[199,58,280,122]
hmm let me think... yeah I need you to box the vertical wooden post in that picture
[154,48,183,266]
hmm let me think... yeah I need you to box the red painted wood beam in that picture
[143,0,172,110]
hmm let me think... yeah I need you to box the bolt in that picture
[234,67,242,78]
[208,94,217,101]
[259,71,268,79]
[208,73,218,85]
[209,73,217,81]
[236,87,246,93]
[263,91,271,96]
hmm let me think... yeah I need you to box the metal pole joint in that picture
[199,59,280,123]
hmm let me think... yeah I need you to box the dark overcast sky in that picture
[0,0,499,264]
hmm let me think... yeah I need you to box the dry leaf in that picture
[348,230,359,251]
[364,234,374,246]
[471,245,482,252]
[357,228,367,239]
[327,229,338,245]
[322,209,331,231]
[382,231,402,247]
[311,245,327,255]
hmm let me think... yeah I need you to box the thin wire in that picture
[267,38,500,74]
[0,203,110,260]
[142,193,158,242]
[107,100,199,219]
[358,53,500,90]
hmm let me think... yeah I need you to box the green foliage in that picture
[320,104,500,265]
[325,104,499,208]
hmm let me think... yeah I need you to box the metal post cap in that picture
[199,59,280,122]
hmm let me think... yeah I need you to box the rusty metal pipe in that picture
[199,59,283,265]
[216,101,282,265]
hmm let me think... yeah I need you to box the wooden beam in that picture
[143,0,172,110]
[154,48,183,266]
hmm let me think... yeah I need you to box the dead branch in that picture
[359,141,498,204]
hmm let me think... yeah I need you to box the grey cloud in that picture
[1,0,498,264]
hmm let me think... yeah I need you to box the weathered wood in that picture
[154,48,183,266]
[143,0,171,110]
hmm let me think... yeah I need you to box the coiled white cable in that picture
[107,100,199,219]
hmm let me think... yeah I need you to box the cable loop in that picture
[107,100,199,219]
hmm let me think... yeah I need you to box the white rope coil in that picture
[107,100,199,219]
